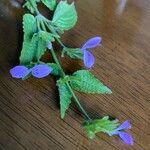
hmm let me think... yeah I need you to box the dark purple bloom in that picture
[81,37,102,68]
[10,66,30,79]
[110,120,134,145]
[31,64,52,78]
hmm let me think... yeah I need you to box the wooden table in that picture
[0,0,149,150]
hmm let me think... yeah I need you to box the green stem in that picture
[50,25,66,48]
[37,19,41,31]
[45,22,66,48]
[50,48,91,120]
[29,0,66,48]
[29,3,91,121]
[66,83,91,121]
[29,0,40,15]
[40,20,47,31]
[50,47,65,77]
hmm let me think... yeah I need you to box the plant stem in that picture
[66,83,92,121]
[50,47,91,120]
[50,25,66,48]
[37,19,41,31]
[29,0,65,48]
[29,0,40,15]
[29,2,91,121]
[40,20,47,31]
[45,22,66,48]
[50,47,65,77]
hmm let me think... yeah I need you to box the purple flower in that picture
[118,131,134,145]
[10,64,53,79]
[81,37,102,68]
[10,66,30,79]
[31,64,52,78]
[110,120,134,145]
[116,120,132,131]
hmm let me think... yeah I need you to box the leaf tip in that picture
[61,114,65,119]
[104,86,112,94]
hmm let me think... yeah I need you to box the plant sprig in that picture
[10,0,133,145]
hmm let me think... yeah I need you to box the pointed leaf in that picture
[70,70,112,94]
[57,81,72,119]
[52,1,77,31]
[20,14,37,65]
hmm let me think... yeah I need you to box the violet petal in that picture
[10,66,30,79]
[32,64,52,78]
[83,50,95,68]
[117,120,132,131]
[47,42,52,49]
[118,131,134,145]
[81,37,102,50]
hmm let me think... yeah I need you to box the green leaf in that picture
[31,32,48,61]
[62,47,83,59]
[38,31,55,42]
[20,35,35,65]
[82,116,119,139]
[37,31,57,60]
[22,14,37,35]
[41,0,57,11]
[23,0,40,14]
[47,63,61,76]
[36,38,47,60]
[20,14,37,65]
[20,29,57,64]
[57,81,72,119]
[52,1,77,31]
[70,70,112,94]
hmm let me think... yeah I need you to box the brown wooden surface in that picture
[0,0,150,150]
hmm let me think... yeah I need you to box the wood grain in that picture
[0,0,150,150]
